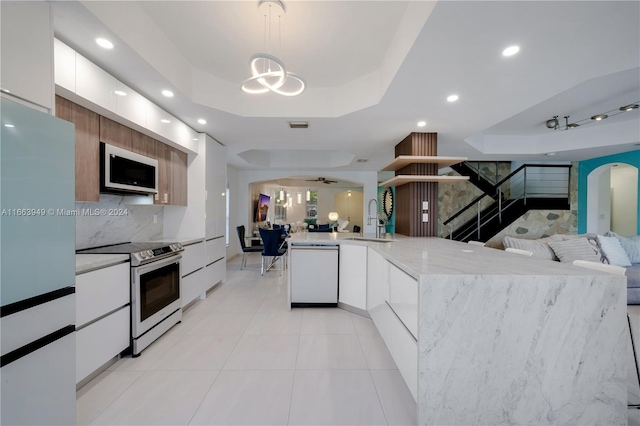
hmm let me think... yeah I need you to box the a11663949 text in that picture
[1,208,129,217]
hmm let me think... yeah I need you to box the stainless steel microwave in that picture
[100,142,158,195]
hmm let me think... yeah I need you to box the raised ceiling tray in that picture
[381,155,467,171]
[379,175,470,187]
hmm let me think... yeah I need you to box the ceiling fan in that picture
[305,177,338,184]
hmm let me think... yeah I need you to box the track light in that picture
[545,101,639,131]
[545,116,576,131]
[620,104,639,112]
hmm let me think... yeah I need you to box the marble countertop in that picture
[145,236,205,246]
[288,233,610,279]
[76,254,130,275]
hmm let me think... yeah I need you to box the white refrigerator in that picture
[0,98,76,425]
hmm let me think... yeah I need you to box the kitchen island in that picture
[287,233,628,425]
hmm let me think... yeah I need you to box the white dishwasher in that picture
[290,245,339,307]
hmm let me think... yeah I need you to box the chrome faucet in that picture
[367,198,380,238]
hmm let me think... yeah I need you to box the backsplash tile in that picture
[76,194,163,249]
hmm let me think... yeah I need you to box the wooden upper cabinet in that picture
[55,97,188,206]
[100,116,132,150]
[155,141,171,205]
[170,147,188,206]
[154,142,188,206]
[55,95,100,202]
[131,130,155,159]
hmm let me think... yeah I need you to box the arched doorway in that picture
[586,163,638,236]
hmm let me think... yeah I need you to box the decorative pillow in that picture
[503,236,559,261]
[596,235,632,267]
[606,231,640,264]
[548,238,602,263]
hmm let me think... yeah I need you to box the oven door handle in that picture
[133,254,182,275]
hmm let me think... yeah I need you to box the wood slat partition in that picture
[393,132,439,237]
[395,132,438,157]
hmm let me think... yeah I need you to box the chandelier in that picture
[241,1,306,97]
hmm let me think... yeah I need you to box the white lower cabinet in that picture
[76,306,129,384]
[205,258,226,292]
[182,267,206,307]
[205,237,225,265]
[181,241,205,277]
[388,264,418,339]
[75,262,131,384]
[365,246,417,402]
[367,248,389,310]
[338,244,367,310]
[76,263,129,326]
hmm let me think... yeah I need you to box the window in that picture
[306,190,318,218]
[274,189,287,221]
[225,184,230,246]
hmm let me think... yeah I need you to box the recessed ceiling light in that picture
[620,104,639,112]
[160,119,170,123]
[161,90,174,98]
[447,94,459,102]
[193,138,199,141]
[1,89,10,93]
[567,123,580,128]
[114,90,127,96]
[96,38,114,49]
[289,121,309,129]
[502,45,520,57]
[546,152,556,157]
[591,114,608,121]
[4,124,15,128]
[197,119,207,125]
[356,159,369,163]
[417,121,426,127]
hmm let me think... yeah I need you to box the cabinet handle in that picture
[164,193,168,203]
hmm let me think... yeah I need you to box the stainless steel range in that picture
[77,242,183,356]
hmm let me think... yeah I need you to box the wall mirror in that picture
[382,187,393,220]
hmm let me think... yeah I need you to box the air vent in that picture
[356,159,369,163]
[289,121,309,129]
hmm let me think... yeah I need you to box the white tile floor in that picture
[77,254,416,426]
[77,253,640,426]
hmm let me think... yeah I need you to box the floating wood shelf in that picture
[381,155,467,171]
[379,175,469,187]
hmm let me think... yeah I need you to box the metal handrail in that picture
[444,164,572,240]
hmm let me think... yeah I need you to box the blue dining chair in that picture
[258,228,287,275]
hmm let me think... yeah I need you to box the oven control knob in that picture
[147,250,154,257]
[139,251,148,259]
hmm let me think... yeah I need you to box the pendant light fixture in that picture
[241,1,305,97]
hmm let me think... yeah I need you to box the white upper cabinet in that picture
[54,39,76,93]
[205,137,227,239]
[53,39,199,154]
[1,2,54,111]
[115,81,148,128]
[75,55,117,114]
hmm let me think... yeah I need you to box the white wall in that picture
[334,190,364,231]
[226,165,240,260]
[611,165,638,236]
